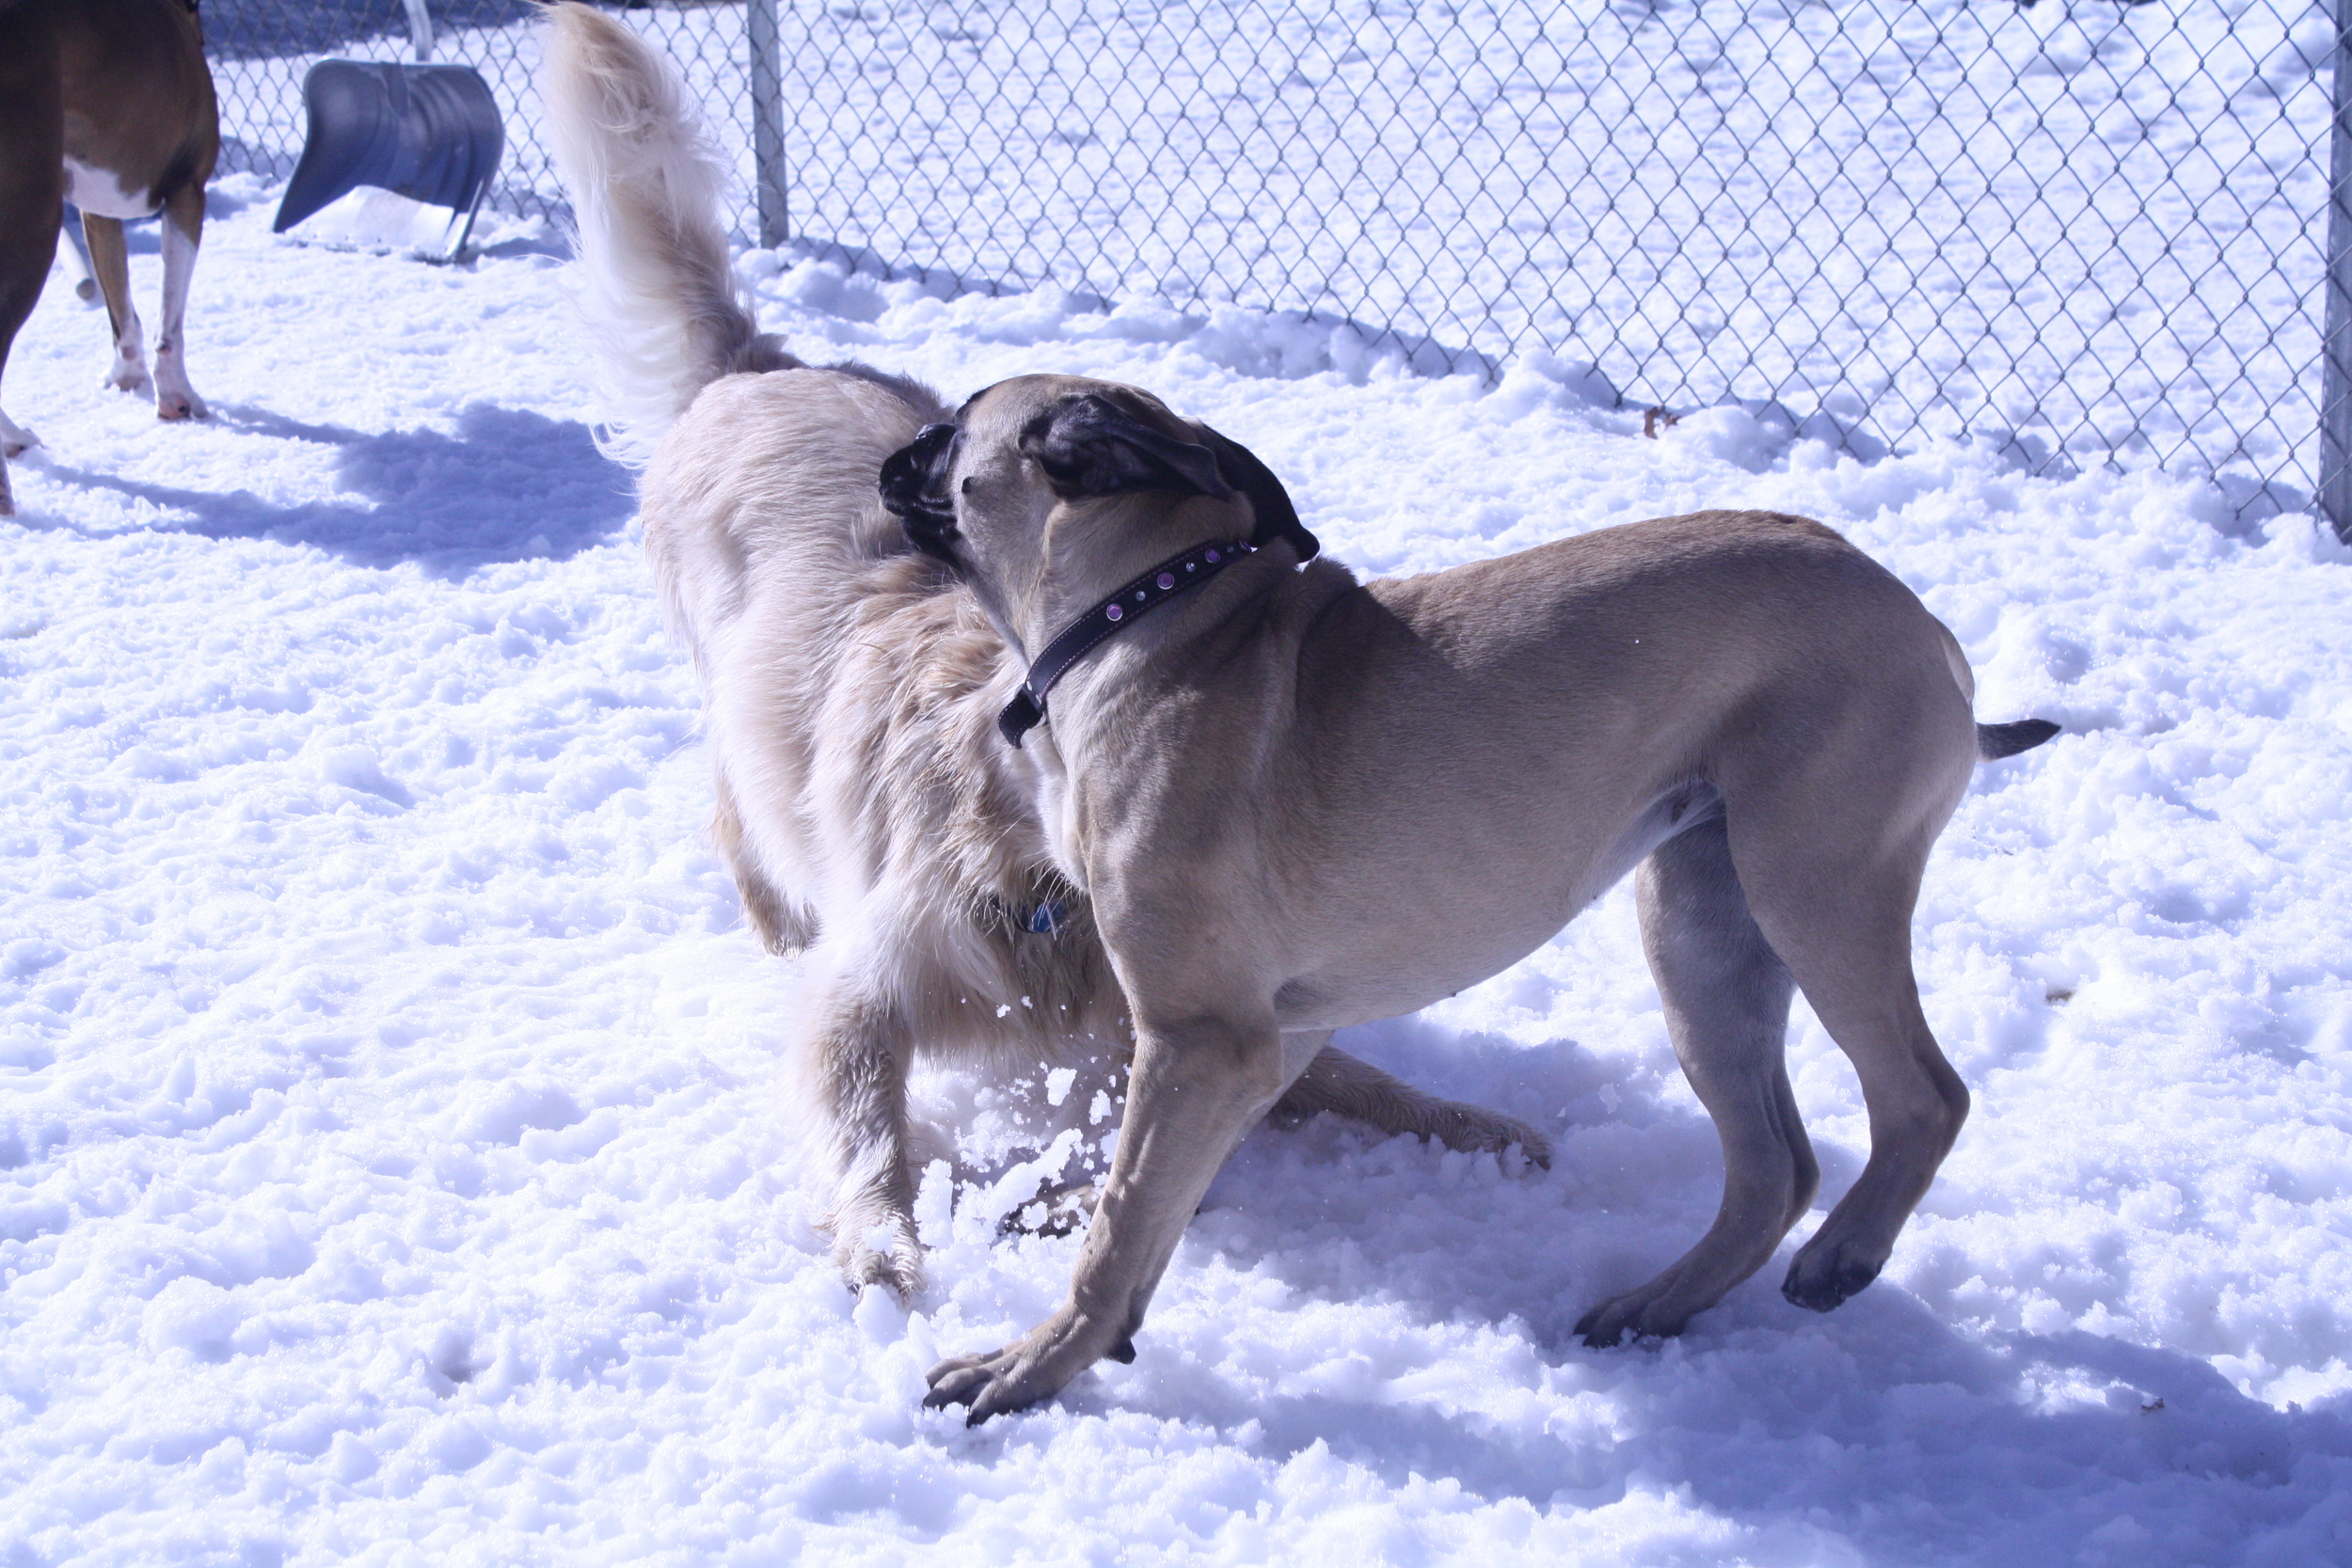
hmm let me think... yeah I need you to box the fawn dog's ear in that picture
[1017,391,1233,504]
[1200,423,1319,562]
[1018,390,1321,562]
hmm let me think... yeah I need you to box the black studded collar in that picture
[997,536,1259,747]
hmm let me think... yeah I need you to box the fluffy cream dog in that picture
[538,5,1548,1300]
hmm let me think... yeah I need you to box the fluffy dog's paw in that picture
[998,1181,1098,1240]
[156,388,208,422]
[832,1212,924,1302]
[106,367,152,397]
[0,427,36,460]
[843,1240,923,1300]
[923,1307,1122,1426]
[1780,1238,1883,1313]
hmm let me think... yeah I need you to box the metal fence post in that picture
[402,0,434,62]
[747,0,787,250]
[2321,0,2352,542]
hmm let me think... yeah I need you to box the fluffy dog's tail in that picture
[540,3,797,465]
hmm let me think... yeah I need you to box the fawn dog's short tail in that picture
[1977,719,2060,760]
[539,3,797,465]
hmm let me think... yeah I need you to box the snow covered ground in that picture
[4,182,2351,1562]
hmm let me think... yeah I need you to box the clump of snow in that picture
[0,183,2347,1563]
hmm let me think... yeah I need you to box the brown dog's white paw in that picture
[156,388,208,422]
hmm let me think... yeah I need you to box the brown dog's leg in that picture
[80,213,151,399]
[0,24,64,516]
[0,214,58,516]
[151,181,205,420]
[1575,814,1814,1346]
[1275,1040,1552,1166]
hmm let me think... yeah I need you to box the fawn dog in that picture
[892,381,2054,1422]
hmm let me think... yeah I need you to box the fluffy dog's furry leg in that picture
[1275,1043,1553,1166]
[802,966,923,1298]
[711,768,812,955]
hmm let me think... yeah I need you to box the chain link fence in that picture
[203,0,2333,515]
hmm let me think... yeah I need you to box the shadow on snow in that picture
[979,1013,2352,1565]
[31,402,634,575]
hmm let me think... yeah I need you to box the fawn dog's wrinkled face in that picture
[879,374,1316,648]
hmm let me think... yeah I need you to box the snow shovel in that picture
[272,60,504,261]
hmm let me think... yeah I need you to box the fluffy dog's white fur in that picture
[539,4,1548,1296]
[537,11,794,464]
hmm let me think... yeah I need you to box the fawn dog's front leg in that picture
[925,1005,1306,1424]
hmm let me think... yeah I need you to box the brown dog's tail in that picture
[1977,719,2060,760]
[539,3,797,466]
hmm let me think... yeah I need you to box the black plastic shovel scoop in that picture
[272,61,505,261]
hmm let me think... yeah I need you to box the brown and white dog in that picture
[0,0,218,517]
[539,6,1547,1301]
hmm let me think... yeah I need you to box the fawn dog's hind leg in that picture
[1722,710,1974,1316]
[1577,810,1814,1345]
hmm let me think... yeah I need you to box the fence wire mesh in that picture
[203,0,2332,509]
